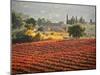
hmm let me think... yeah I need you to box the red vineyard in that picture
[12,39,96,75]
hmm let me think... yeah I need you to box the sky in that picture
[12,1,96,23]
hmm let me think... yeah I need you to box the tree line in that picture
[66,14,95,25]
[12,12,86,43]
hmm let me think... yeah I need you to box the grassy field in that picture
[12,38,96,75]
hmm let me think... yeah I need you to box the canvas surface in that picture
[11,0,96,75]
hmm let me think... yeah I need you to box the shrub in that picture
[33,33,41,41]
[12,30,35,43]
[68,25,85,38]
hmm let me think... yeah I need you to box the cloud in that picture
[12,1,96,22]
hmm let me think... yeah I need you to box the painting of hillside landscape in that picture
[11,1,96,75]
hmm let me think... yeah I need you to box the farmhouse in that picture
[40,22,68,32]
[37,22,69,40]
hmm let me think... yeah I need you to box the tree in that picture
[68,16,75,25]
[66,14,69,24]
[25,24,34,30]
[71,16,75,24]
[37,18,42,26]
[26,18,36,25]
[90,19,93,24]
[46,20,51,25]
[25,18,36,30]
[38,27,44,31]
[68,25,85,38]
[75,16,78,24]
[37,18,46,26]
[79,16,85,24]
[12,12,23,29]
